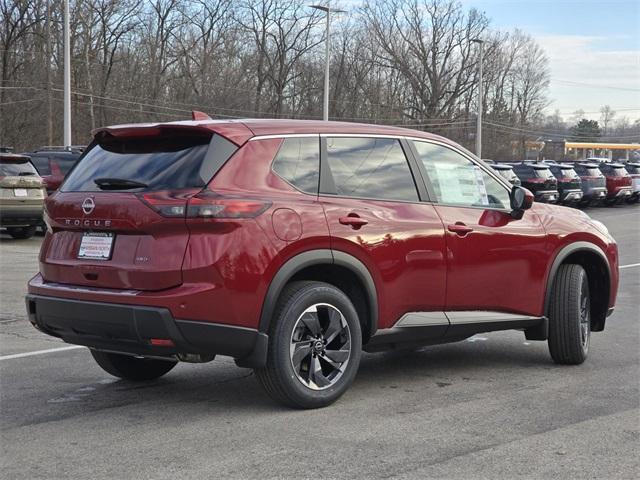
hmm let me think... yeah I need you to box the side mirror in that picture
[510,186,534,219]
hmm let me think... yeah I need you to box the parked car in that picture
[548,163,583,206]
[491,163,521,186]
[572,162,608,206]
[26,118,619,408]
[0,153,46,239]
[598,162,632,205]
[511,162,559,203]
[26,147,83,194]
[624,161,640,204]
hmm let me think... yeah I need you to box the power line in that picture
[551,78,640,93]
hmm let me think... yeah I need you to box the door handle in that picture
[447,223,474,236]
[339,214,368,229]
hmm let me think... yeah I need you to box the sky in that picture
[460,0,640,122]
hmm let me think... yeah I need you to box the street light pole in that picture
[63,0,71,148]
[311,4,345,121]
[472,38,484,159]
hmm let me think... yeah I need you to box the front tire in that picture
[91,350,177,381]
[548,264,591,365]
[255,281,362,409]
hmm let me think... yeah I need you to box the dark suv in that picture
[572,162,607,206]
[26,147,83,194]
[511,162,559,203]
[624,161,640,203]
[26,118,619,408]
[548,163,583,206]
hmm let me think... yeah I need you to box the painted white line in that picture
[0,345,85,361]
[620,263,640,270]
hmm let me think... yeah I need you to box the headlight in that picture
[590,220,609,236]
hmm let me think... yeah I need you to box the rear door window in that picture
[61,134,237,192]
[325,137,418,202]
[272,137,319,193]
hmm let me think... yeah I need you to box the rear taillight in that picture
[527,178,546,183]
[139,189,271,219]
[187,191,271,218]
[138,189,201,217]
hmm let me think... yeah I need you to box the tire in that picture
[8,226,36,239]
[255,281,362,409]
[90,349,177,381]
[547,264,591,365]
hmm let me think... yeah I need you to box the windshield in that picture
[61,134,237,193]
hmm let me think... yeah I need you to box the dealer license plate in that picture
[78,232,114,260]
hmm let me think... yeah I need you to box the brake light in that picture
[138,189,271,219]
[138,189,200,217]
[526,178,546,183]
[187,191,271,218]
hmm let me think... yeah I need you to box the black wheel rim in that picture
[289,303,351,391]
[580,275,591,351]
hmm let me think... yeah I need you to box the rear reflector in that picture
[149,338,175,347]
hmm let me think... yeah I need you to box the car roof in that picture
[92,118,455,147]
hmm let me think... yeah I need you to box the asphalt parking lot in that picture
[1,206,639,480]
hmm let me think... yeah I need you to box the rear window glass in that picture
[61,134,236,192]
[0,159,38,176]
[557,168,578,178]
[496,169,517,182]
[533,167,554,179]
[30,156,52,175]
[272,137,319,193]
[626,165,640,174]
[609,167,628,177]
[326,137,418,202]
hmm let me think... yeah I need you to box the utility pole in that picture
[472,38,484,159]
[310,4,345,121]
[63,0,71,148]
[46,0,52,146]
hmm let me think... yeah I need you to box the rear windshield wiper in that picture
[94,178,148,190]
[18,172,36,176]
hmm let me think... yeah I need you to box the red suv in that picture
[26,118,619,408]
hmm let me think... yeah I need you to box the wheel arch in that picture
[545,241,611,331]
[258,249,379,342]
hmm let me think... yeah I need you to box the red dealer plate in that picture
[78,232,114,260]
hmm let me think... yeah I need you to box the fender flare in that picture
[258,249,379,336]
[543,241,611,314]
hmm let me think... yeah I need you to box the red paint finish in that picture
[321,196,446,329]
[28,119,619,341]
[434,205,548,315]
[603,173,632,198]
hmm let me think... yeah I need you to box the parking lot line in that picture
[620,263,640,269]
[0,345,85,361]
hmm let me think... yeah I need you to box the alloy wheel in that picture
[289,303,352,390]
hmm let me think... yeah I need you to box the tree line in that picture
[1,0,638,158]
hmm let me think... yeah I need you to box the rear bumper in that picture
[0,205,43,226]
[534,190,559,203]
[559,189,583,203]
[581,187,607,202]
[25,294,267,366]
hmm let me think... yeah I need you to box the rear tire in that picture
[90,350,177,381]
[255,281,362,409]
[7,226,36,239]
[547,264,591,365]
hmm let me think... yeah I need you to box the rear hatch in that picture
[554,165,582,192]
[603,164,632,193]
[576,164,606,191]
[41,127,238,291]
[0,155,45,206]
[524,164,558,193]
